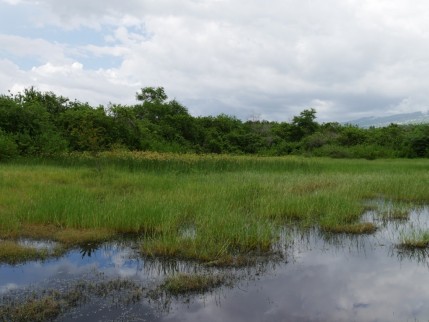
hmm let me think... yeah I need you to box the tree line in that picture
[0,86,428,160]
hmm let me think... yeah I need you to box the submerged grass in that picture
[0,153,428,264]
[161,273,228,295]
[321,222,377,234]
[0,278,143,322]
[0,293,67,322]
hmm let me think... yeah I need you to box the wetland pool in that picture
[1,206,429,321]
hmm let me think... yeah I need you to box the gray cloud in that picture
[1,0,429,121]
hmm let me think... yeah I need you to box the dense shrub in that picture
[404,126,429,157]
[0,87,428,159]
[0,130,18,161]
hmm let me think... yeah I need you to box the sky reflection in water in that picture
[1,206,429,321]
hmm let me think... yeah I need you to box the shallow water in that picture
[1,206,429,321]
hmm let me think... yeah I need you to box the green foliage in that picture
[302,130,338,150]
[108,104,142,150]
[311,144,352,158]
[288,108,319,141]
[0,87,428,159]
[367,124,405,148]
[404,125,429,157]
[15,86,70,118]
[0,130,18,161]
[0,92,67,155]
[68,106,111,152]
[311,144,397,159]
[136,86,168,103]
[337,125,368,146]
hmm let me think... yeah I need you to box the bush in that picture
[0,131,18,161]
[311,144,351,158]
[348,144,397,160]
[274,141,300,155]
[311,144,397,159]
[404,127,429,158]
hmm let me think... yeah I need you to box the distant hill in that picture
[345,111,429,128]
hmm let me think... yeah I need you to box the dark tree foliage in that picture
[136,87,168,104]
[337,125,368,146]
[404,125,429,157]
[58,103,112,152]
[0,90,67,155]
[288,108,319,142]
[0,87,428,159]
[108,104,143,150]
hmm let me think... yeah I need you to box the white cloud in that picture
[0,0,22,4]
[2,0,429,121]
[0,34,70,64]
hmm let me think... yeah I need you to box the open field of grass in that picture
[0,152,428,264]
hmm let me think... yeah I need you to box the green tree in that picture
[108,104,143,150]
[0,129,18,161]
[337,125,367,146]
[136,87,168,104]
[58,103,112,152]
[288,108,319,142]
[133,88,197,151]
[404,124,429,157]
[0,92,67,155]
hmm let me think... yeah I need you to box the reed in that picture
[399,229,429,249]
[1,153,428,264]
[161,273,227,295]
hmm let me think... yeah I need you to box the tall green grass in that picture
[1,153,428,263]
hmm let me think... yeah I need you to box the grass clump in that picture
[0,294,66,322]
[321,222,377,234]
[140,235,273,267]
[0,225,115,263]
[53,227,115,246]
[0,224,116,247]
[0,241,51,264]
[161,273,227,295]
[399,230,429,249]
[376,201,412,221]
[0,279,143,322]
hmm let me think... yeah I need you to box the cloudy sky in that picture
[1,0,429,122]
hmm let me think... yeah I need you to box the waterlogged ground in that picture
[2,205,429,322]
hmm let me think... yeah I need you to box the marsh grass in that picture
[399,229,429,249]
[321,222,377,234]
[0,279,143,322]
[0,293,66,322]
[373,200,413,221]
[0,224,115,263]
[0,241,49,264]
[0,224,115,246]
[161,273,228,295]
[1,154,428,264]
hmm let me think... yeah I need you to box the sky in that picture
[1,0,429,122]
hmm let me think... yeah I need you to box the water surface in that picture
[1,206,429,321]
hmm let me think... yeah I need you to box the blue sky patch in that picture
[75,54,123,71]
[0,2,116,47]
[0,2,41,36]
[0,52,41,70]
